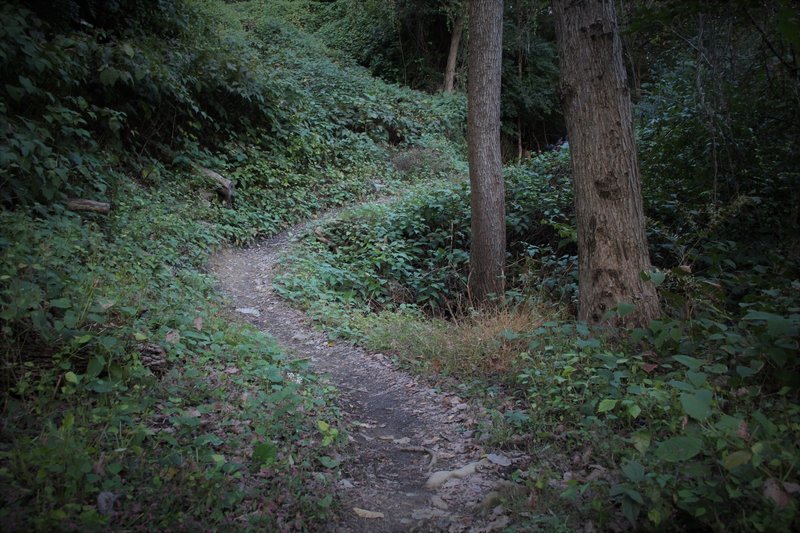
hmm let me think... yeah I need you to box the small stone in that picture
[353,507,384,519]
[430,495,449,510]
[97,491,116,516]
[425,470,453,489]
[411,508,449,520]
[487,453,512,467]
[235,307,261,317]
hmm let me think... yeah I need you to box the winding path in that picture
[210,215,518,532]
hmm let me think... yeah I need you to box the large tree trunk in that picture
[467,0,505,303]
[444,15,465,92]
[552,0,659,328]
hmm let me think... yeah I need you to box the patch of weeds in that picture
[0,172,344,530]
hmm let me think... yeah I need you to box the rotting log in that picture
[194,165,235,209]
[66,199,111,214]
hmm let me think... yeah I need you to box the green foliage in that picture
[276,150,575,315]
[1,0,286,204]
[502,316,800,531]
[501,0,562,154]
[0,174,345,529]
[308,0,457,92]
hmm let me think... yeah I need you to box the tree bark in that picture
[444,15,465,92]
[467,0,505,303]
[552,0,659,328]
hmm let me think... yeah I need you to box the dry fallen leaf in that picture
[193,316,204,331]
[764,478,791,508]
[165,330,180,344]
[487,453,512,467]
[736,420,751,441]
[353,507,384,519]
[784,481,800,495]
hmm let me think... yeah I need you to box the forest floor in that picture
[210,212,528,532]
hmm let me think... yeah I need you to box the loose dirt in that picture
[210,215,524,532]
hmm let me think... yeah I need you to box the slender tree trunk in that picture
[516,0,524,161]
[444,15,465,92]
[552,0,660,328]
[468,0,505,303]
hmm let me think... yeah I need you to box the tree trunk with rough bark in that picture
[552,0,660,328]
[444,15,464,93]
[467,0,505,303]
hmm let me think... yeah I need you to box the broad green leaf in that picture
[648,508,663,525]
[627,404,642,418]
[736,365,756,378]
[632,432,651,455]
[99,336,118,349]
[87,379,113,393]
[680,389,713,420]
[318,456,340,468]
[317,420,330,432]
[722,451,751,471]
[743,311,795,336]
[622,460,645,483]
[686,371,707,387]
[267,367,283,383]
[647,270,666,286]
[615,302,635,317]
[673,355,704,371]
[252,441,277,466]
[50,297,72,309]
[99,68,119,87]
[655,436,703,462]
[75,334,93,344]
[65,371,79,384]
[597,399,618,413]
[86,356,105,378]
[705,363,728,374]
[667,380,695,392]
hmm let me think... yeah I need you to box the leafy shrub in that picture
[276,150,576,314]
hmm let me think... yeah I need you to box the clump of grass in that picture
[353,303,559,381]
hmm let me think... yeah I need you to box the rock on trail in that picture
[210,219,519,532]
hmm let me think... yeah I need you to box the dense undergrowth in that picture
[276,103,800,533]
[0,0,464,529]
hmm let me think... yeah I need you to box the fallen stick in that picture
[400,446,438,471]
[66,199,110,214]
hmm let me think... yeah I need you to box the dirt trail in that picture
[210,216,522,532]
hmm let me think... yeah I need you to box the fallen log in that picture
[194,165,235,209]
[66,199,111,214]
